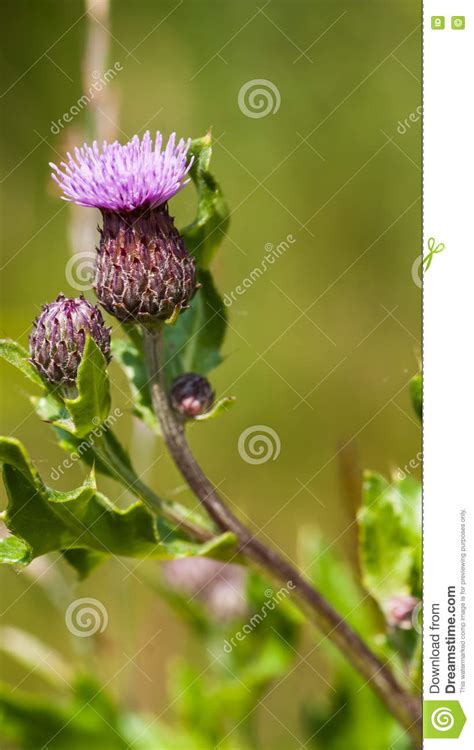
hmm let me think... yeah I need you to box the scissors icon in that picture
[423,237,446,271]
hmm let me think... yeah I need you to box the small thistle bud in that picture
[50,131,197,328]
[170,373,214,418]
[29,294,111,390]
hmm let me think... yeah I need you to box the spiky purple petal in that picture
[50,131,193,212]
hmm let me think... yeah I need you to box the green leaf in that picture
[62,548,109,578]
[358,471,421,615]
[164,269,227,383]
[156,516,236,561]
[194,397,236,422]
[31,391,66,423]
[0,338,114,440]
[0,338,45,388]
[299,529,414,750]
[0,676,131,750]
[0,437,155,573]
[0,674,192,750]
[181,131,230,269]
[410,372,422,420]
[57,337,111,438]
[111,337,159,434]
[0,535,30,565]
[0,437,236,577]
[49,426,116,479]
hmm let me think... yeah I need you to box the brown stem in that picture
[143,328,421,746]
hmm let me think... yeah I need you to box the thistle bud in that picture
[170,373,214,418]
[29,294,111,390]
[95,204,196,326]
[50,131,197,328]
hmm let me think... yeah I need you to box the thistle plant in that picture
[0,130,422,748]
[51,133,196,326]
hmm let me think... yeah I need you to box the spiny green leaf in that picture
[0,437,236,577]
[164,269,227,383]
[181,131,230,269]
[0,438,158,572]
[358,471,421,615]
[0,338,113,441]
[0,338,45,388]
[0,437,149,572]
[57,337,111,438]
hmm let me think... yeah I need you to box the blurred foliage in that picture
[300,495,421,749]
[0,572,302,750]
[359,471,421,613]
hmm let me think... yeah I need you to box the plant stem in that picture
[143,328,422,746]
[93,433,214,542]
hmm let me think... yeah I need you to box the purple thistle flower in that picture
[50,131,198,327]
[29,294,111,391]
[50,131,193,212]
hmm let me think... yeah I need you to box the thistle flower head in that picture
[50,131,193,212]
[95,205,196,326]
[170,373,214,418]
[29,294,111,390]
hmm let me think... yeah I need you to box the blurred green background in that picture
[0,0,421,746]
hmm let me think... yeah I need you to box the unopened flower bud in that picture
[50,131,197,328]
[29,294,111,390]
[95,203,196,326]
[386,595,419,630]
[170,373,214,418]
